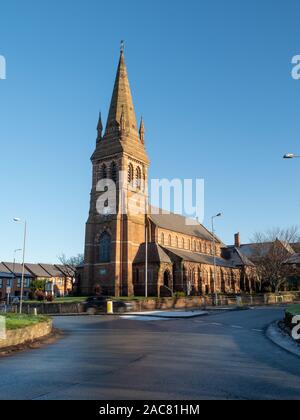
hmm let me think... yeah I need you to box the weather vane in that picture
[120,40,125,53]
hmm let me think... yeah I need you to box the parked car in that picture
[84,296,133,315]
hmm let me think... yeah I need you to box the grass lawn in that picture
[286,305,300,316]
[3,314,49,330]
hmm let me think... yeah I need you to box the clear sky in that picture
[0,0,299,263]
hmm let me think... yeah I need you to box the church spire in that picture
[105,43,139,138]
[96,112,103,142]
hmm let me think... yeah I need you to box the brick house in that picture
[2,262,33,298]
[0,263,14,301]
[0,263,75,300]
[38,264,74,296]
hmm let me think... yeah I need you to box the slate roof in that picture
[292,243,300,253]
[0,263,13,278]
[149,207,222,243]
[25,264,52,278]
[285,253,300,265]
[39,264,66,278]
[224,247,255,267]
[234,240,295,261]
[133,243,172,264]
[2,262,33,277]
[55,264,76,277]
[162,247,236,268]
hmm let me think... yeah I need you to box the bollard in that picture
[107,301,114,314]
[33,308,38,316]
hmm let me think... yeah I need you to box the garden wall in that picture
[0,320,53,350]
[20,292,300,314]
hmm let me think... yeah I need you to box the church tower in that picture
[82,45,150,297]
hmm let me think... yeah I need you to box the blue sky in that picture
[0,0,299,263]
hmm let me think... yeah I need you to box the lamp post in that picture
[10,248,22,305]
[283,154,300,159]
[13,218,27,314]
[145,194,149,299]
[211,213,222,306]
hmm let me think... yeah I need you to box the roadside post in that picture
[6,286,11,306]
[107,300,114,314]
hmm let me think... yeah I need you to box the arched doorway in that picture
[164,270,171,288]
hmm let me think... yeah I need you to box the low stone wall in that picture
[18,292,300,315]
[0,320,53,350]
[124,292,300,312]
[22,302,85,315]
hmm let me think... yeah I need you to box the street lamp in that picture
[13,218,27,314]
[283,153,300,159]
[144,194,149,299]
[211,213,222,306]
[9,248,22,305]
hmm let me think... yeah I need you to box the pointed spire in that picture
[96,112,103,142]
[105,43,139,138]
[139,117,145,144]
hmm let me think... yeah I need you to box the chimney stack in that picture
[234,232,241,248]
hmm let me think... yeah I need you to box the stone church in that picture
[81,47,255,297]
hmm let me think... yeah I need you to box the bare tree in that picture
[58,253,84,295]
[251,227,299,293]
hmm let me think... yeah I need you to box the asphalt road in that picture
[0,307,299,400]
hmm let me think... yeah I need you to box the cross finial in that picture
[120,40,125,54]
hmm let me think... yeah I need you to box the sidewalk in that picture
[121,310,208,319]
[267,321,300,358]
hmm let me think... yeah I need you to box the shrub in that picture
[36,291,45,301]
[174,292,186,299]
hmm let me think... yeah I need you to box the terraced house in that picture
[82,47,257,297]
[0,263,75,301]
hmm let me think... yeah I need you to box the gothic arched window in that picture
[161,233,165,245]
[136,166,142,190]
[110,161,118,184]
[99,232,111,263]
[182,238,185,249]
[128,163,134,184]
[168,235,172,246]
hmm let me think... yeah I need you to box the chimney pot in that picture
[235,233,241,248]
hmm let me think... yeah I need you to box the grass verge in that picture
[25,296,86,304]
[286,304,300,317]
[3,314,49,330]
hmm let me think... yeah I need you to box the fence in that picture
[0,304,18,314]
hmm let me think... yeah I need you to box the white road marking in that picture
[231,325,244,329]
[252,329,263,333]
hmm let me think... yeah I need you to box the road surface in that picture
[0,307,299,400]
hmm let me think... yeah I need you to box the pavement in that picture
[267,321,300,358]
[0,307,300,400]
[121,310,209,319]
